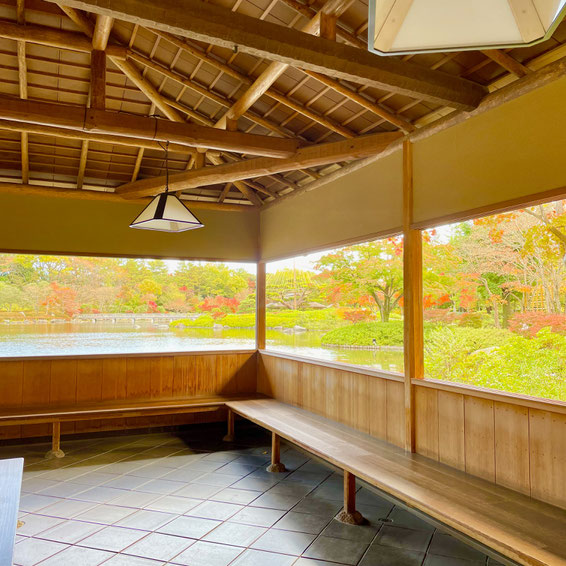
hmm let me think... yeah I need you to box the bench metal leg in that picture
[266,432,286,473]
[337,470,365,525]
[45,421,65,459]
[222,409,235,442]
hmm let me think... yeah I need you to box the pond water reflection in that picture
[0,322,404,373]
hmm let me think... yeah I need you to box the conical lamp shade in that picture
[369,0,566,55]
[130,193,204,232]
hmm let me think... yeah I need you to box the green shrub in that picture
[321,321,405,347]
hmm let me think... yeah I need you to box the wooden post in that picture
[90,49,106,111]
[222,409,235,442]
[266,432,286,472]
[256,261,266,350]
[337,470,364,524]
[402,140,423,453]
[45,421,65,459]
[319,12,337,41]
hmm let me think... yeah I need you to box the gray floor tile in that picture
[144,495,201,514]
[37,545,113,566]
[13,537,68,566]
[230,506,287,527]
[76,504,137,524]
[292,498,343,517]
[158,515,221,538]
[273,511,331,535]
[293,559,346,566]
[423,555,486,566]
[173,483,222,499]
[39,481,89,498]
[103,475,155,490]
[115,509,176,531]
[76,525,147,552]
[100,555,164,566]
[203,521,267,547]
[110,491,161,508]
[303,535,369,565]
[428,533,487,561]
[387,507,435,533]
[136,479,185,495]
[375,525,432,552]
[251,528,316,555]
[359,544,425,566]
[229,549,297,566]
[251,492,304,510]
[171,540,243,566]
[283,471,331,486]
[269,482,314,497]
[40,498,97,519]
[211,488,261,505]
[75,486,124,503]
[230,477,278,491]
[19,494,61,513]
[36,519,104,544]
[124,532,194,561]
[16,514,64,536]
[321,518,379,543]
[188,500,244,520]
[191,472,243,487]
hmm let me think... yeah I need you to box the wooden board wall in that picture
[0,350,257,440]
[259,351,566,510]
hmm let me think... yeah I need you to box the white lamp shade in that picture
[369,0,566,55]
[130,193,204,232]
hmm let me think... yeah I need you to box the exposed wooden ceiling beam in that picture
[48,0,487,110]
[215,0,353,127]
[116,131,402,199]
[92,14,113,50]
[481,49,531,78]
[0,119,211,155]
[0,182,252,211]
[0,95,300,158]
[0,19,126,57]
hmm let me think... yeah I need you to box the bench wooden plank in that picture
[0,458,23,566]
[227,398,566,566]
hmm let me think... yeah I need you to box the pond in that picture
[0,322,404,373]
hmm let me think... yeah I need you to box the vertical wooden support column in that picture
[90,49,106,111]
[45,421,65,459]
[256,261,266,350]
[337,470,365,524]
[402,140,424,453]
[266,432,286,472]
[320,12,338,41]
[223,409,235,442]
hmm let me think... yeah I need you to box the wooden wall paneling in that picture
[126,357,152,400]
[257,353,272,397]
[301,362,325,414]
[529,409,566,508]
[415,385,439,460]
[236,352,257,393]
[437,390,465,471]
[49,359,77,434]
[386,380,405,448]
[325,368,340,423]
[21,360,51,437]
[351,372,369,434]
[494,402,530,495]
[100,357,127,431]
[173,355,192,398]
[192,354,215,396]
[284,359,301,406]
[464,396,496,482]
[368,376,387,441]
[150,356,174,399]
[76,358,103,432]
[0,361,23,439]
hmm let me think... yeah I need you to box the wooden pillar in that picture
[222,409,235,442]
[90,49,106,111]
[337,470,365,524]
[45,421,65,459]
[266,432,286,472]
[320,12,337,41]
[402,140,424,453]
[256,261,266,350]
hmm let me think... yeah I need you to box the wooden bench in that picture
[226,398,566,566]
[0,394,257,459]
[0,458,23,566]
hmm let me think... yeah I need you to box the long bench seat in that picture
[0,394,258,458]
[227,398,566,566]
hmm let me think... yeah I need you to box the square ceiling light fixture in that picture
[368,0,566,55]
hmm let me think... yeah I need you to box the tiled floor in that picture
[4,424,511,566]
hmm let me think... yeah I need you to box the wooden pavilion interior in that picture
[1,0,566,565]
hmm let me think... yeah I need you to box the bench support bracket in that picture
[337,470,365,525]
[45,421,65,459]
[266,432,286,473]
[222,409,235,442]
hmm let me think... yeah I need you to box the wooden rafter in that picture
[47,0,487,109]
[0,95,300,157]
[116,131,402,199]
[16,0,28,184]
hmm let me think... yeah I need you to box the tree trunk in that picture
[491,296,500,328]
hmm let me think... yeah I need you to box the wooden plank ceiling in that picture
[0,0,564,208]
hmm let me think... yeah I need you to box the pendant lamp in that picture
[368,0,566,56]
[129,143,204,233]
